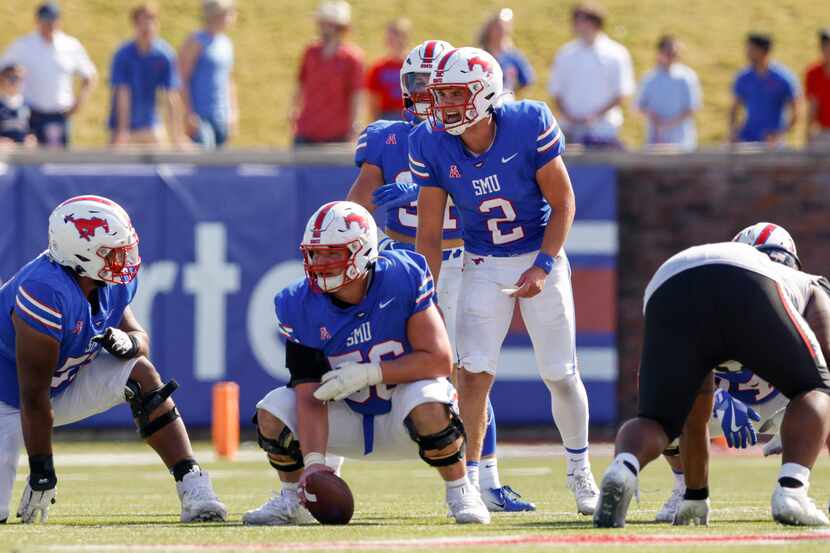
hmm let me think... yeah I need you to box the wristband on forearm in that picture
[28,454,57,490]
[683,487,709,501]
[533,252,555,274]
[303,452,326,467]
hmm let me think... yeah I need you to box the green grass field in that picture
[1,441,829,552]
[2,0,830,148]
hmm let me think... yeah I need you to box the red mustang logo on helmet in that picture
[64,214,110,241]
[344,213,370,233]
[467,56,493,74]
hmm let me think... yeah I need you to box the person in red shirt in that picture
[291,1,364,145]
[805,28,830,146]
[365,18,410,121]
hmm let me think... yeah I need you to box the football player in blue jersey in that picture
[657,223,830,524]
[347,39,534,512]
[411,47,599,515]
[242,201,489,525]
[0,195,225,524]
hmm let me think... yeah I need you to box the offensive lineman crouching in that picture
[0,195,225,524]
[243,201,489,525]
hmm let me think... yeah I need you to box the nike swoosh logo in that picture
[729,403,742,432]
[379,298,395,309]
[501,153,518,163]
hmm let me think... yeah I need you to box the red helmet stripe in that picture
[436,48,459,72]
[58,195,116,208]
[311,201,339,239]
[423,40,437,61]
[754,223,778,246]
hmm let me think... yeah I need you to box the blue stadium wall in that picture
[0,162,617,428]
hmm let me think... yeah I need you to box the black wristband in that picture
[684,486,709,501]
[127,333,140,358]
[28,454,57,491]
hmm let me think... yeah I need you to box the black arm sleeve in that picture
[285,341,331,388]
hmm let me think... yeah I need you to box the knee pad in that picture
[404,407,466,467]
[125,379,180,439]
[663,438,681,457]
[251,413,304,473]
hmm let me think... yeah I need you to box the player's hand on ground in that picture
[672,498,710,526]
[512,266,547,298]
[712,389,761,448]
[298,463,335,506]
[372,182,418,209]
[314,362,384,402]
[91,327,140,359]
[17,458,57,524]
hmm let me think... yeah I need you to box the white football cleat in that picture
[242,491,315,526]
[771,485,829,526]
[655,486,684,523]
[673,498,710,525]
[177,471,227,522]
[567,468,600,515]
[447,483,491,524]
[593,462,638,528]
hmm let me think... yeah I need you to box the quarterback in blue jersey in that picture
[411,47,599,515]
[0,195,225,524]
[347,40,533,512]
[243,201,489,526]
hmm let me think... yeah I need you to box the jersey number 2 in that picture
[480,198,525,245]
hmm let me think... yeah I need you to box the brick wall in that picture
[612,153,830,422]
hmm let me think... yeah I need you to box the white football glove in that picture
[92,327,140,359]
[17,482,56,524]
[313,362,383,402]
[673,498,710,526]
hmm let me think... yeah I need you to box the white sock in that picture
[466,462,480,490]
[281,481,299,500]
[672,470,685,491]
[480,457,501,490]
[445,476,469,501]
[614,453,640,476]
[778,463,810,488]
[544,374,590,472]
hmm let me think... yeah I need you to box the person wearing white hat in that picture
[291,1,365,145]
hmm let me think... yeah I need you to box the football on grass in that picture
[304,472,354,525]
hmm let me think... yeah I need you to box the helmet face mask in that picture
[428,82,482,135]
[402,72,432,118]
[300,201,378,294]
[97,240,141,284]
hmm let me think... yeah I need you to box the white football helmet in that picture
[48,195,140,284]
[427,47,504,135]
[733,222,801,269]
[401,40,454,118]
[301,201,378,293]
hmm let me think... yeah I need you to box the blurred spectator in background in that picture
[365,18,410,121]
[108,2,187,147]
[730,33,799,145]
[0,2,97,147]
[292,1,364,145]
[547,2,634,148]
[0,64,36,148]
[637,35,701,150]
[477,8,535,96]
[179,0,238,149]
[805,28,830,146]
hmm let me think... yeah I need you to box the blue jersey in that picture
[274,249,435,453]
[355,118,462,241]
[0,252,137,408]
[408,100,564,256]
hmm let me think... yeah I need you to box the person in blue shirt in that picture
[0,195,225,524]
[476,8,535,96]
[242,201,489,526]
[730,33,800,145]
[0,64,36,147]
[346,40,534,512]
[178,0,237,149]
[108,3,187,147]
[412,47,599,515]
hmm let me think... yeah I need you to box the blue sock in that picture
[481,399,497,458]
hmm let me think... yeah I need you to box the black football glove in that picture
[92,327,140,359]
